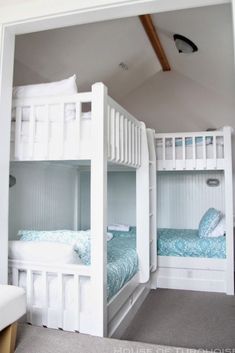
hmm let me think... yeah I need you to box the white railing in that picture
[155,129,228,171]
[12,92,92,161]
[11,84,142,168]
[9,260,91,332]
[107,97,141,167]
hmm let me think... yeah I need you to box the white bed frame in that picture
[152,127,234,295]
[8,82,156,337]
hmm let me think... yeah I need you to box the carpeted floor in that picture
[122,289,235,350]
[15,324,201,353]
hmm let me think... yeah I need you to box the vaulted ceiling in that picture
[14,16,162,100]
[151,3,235,100]
[14,4,234,104]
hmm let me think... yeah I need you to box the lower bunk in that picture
[8,229,150,337]
[152,227,227,293]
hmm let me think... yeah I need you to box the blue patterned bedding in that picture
[18,226,226,302]
[106,232,137,300]
[77,231,138,301]
[157,228,226,259]
[18,229,138,301]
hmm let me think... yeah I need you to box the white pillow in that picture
[108,224,130,232]
[9,240,82,264]
[13,75,77,99]
[83,230,113,242]
[208,217,225,237]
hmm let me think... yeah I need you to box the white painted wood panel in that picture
[157,171,225,229]
[81,170,225,231]
[90,83,107,337]
[0,0,227,30]
[80,171,136,229]
[9,163,79,239]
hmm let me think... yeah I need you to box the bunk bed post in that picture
[90,83,108,336]
[223,126,234,295]
[136,122,150,283]
[147,128,157,272]
[73,169,80,231]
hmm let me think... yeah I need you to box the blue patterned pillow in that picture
[74,238,91,265]
[198,208,222,238]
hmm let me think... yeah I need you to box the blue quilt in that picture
[77,230,138,301]
[18,226,226,301]
[18,229,138,301]
[157,228,226,259]
[106,233,137,300]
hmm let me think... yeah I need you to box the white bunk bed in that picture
[8,82,157,337]
[152,127,234,295]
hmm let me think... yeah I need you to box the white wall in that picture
[121,70,235,208]
[80,169,225,230]
[10,166,138,238]
[121,70,235,133]
[80,171,136,229]
[157,171,225,229]
[9,163,78,239]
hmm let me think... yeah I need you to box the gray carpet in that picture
[15,324,201,353]
[122,289,235,350]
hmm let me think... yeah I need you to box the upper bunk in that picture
[155,127,233,171]
[10,82,144,169]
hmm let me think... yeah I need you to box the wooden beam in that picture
[139,14,171,72]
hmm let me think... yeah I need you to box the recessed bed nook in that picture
[152,144,233,293]
[8,163,139,301]
[8,159,151,336]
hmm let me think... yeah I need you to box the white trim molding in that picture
[0,25,15,283]
[0,0,230,33]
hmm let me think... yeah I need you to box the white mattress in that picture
[9,241,82,264]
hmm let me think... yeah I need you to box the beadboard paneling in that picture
[80,172,136,229]
[157,171,225,229]
[9,163,78,239]
[9,167,224,237]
